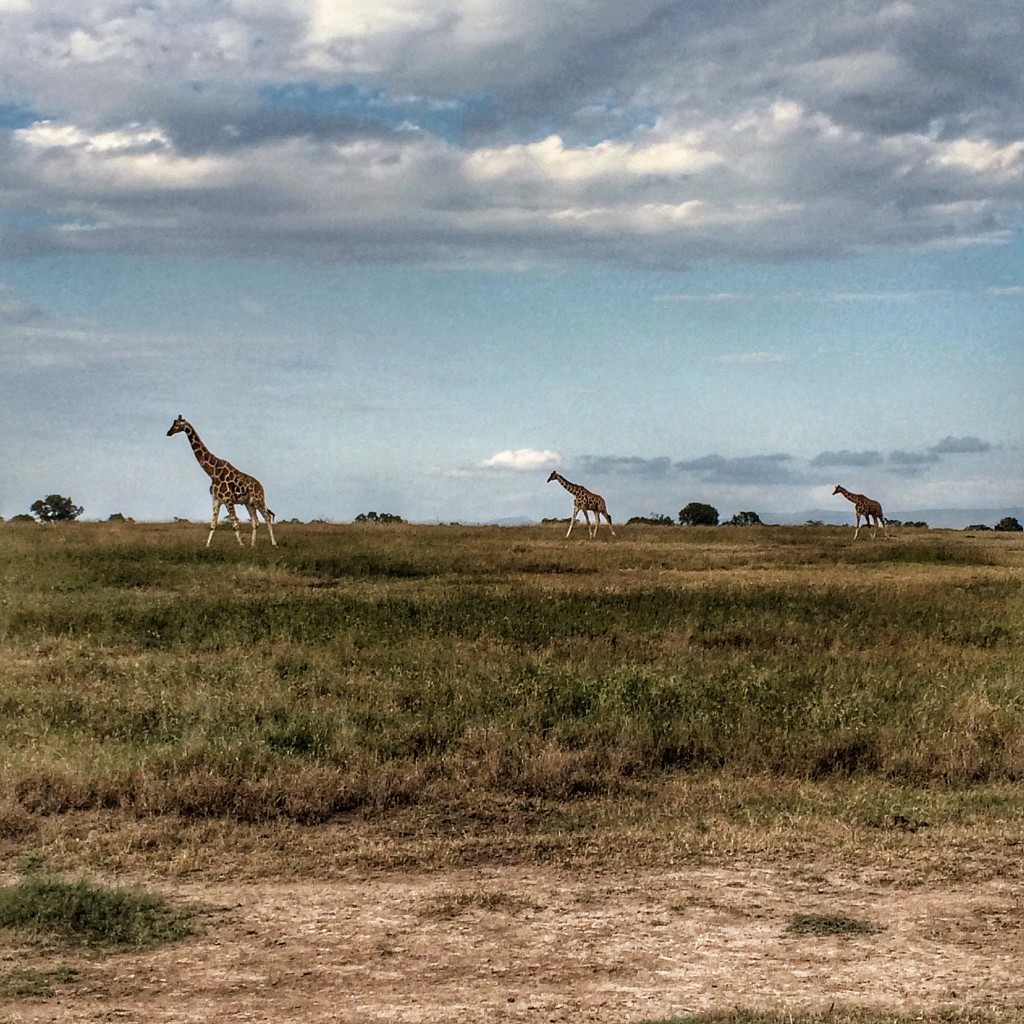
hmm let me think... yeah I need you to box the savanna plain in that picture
[0,520,1022,1024]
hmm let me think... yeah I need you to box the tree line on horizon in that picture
[4,494,1023,533]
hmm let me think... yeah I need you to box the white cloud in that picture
[480,448,560,470]
[1,2,1023,266]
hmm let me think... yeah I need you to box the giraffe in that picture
[547,470,616,538]
[832,484,886,540]
[166,415,277,547]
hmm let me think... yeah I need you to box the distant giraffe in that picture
[547,470,616,539]
[833,484,886,540]
[167,415,277,547]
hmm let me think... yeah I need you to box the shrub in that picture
[0,876,194,949]
[626,514,675,526]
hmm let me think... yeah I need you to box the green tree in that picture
[354,511,405,524]
[728,511,762,526]
[994,516,1023,532]
[679,502,719,526]
[30,494,84,523]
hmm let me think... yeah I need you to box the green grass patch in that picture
[787,912,882,936]
[0,876,195,949]
[0,965,78,999]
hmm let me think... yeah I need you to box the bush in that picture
[626,514,675,526]
[0,876,194,949]
[994,517,1022,533]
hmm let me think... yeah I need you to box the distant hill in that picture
[762,508,1024,530]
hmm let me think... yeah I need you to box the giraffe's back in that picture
[577,489,607,512]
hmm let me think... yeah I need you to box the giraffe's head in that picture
[547,470,559,483]
[167,414,188,437]
[832,485,843,495]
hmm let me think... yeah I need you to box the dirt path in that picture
[5,864,1022,1022]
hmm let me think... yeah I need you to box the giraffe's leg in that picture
[853,513,861,540]
[208,500,221,547]
[604,512,616,538]
[264,508,277,547]
[227,504,243,546]
[583,509,595,538]
[566,509,578,538]
[246,506,258,546]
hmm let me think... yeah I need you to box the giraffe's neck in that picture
[182,423,222,479]
[553,473,584,497]
[837,487,859,503]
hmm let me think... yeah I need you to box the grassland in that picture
[1,520,1023,1020]
[1,518,1021,877]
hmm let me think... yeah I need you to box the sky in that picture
[1,0,1022,526]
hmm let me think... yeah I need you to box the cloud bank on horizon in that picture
[2,0,1023,268]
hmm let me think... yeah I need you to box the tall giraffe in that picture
[547,470,616,538]
[832,484,886,540]
[166,415,277,547]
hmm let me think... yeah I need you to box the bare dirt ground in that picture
[4,861,1022,1023]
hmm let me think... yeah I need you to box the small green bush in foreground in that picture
[0,876,194,949]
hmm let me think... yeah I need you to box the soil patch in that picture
[3,862,1021,1022]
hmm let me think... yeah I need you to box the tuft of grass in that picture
[418,887,538,919]
[0,876,195,950]
[786,911,882,936]
[0,965,78,999]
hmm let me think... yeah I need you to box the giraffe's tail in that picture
[265,508,275,523]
